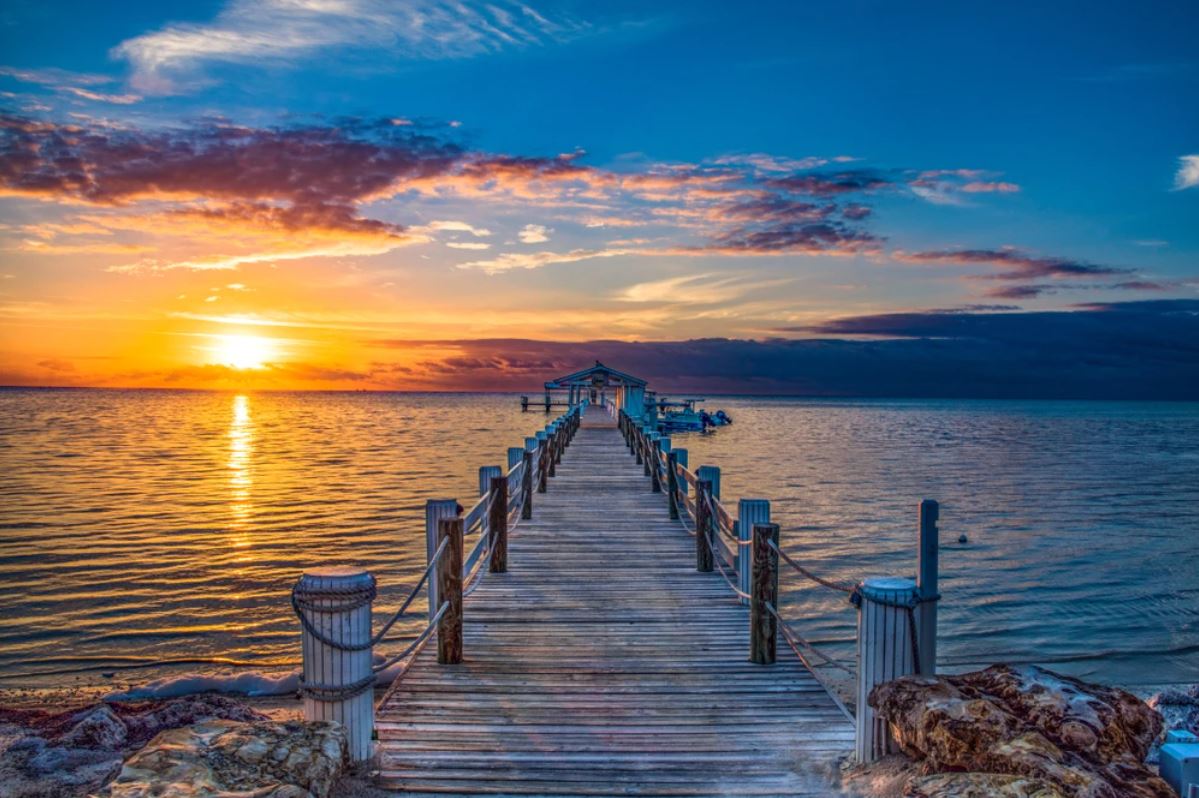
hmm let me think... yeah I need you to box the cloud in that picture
[895,247,1132,281]
[113,0,587,94]
[518,223,550,243]
[59,87,142,105]
[458,247,633,275]
[1174,155,1199,190]
[366,300,1199,398]
[424,220,491,236]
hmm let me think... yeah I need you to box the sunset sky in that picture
[1,1,1196,395]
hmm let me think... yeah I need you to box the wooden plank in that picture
[376,406,852,796]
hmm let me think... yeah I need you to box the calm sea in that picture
[1,389,1196,696]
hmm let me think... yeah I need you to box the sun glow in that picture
[210,334,276,370]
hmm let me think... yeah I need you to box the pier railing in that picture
[618,407,942,764]
[291,402,585,761]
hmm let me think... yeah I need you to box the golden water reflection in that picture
[228,394,254,544]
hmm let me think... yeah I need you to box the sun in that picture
[210,334,275,370]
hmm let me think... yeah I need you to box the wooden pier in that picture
[373,405,854,795]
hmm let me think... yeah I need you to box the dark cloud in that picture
[703,221,879,255]
[897,247,1132,281]
[0,115,460,205]
[766,169,892,196]
[380,301,1199,399]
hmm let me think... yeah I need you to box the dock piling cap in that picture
[859,576,917,602]
[296,567,376,597]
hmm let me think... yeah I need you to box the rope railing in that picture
[293,400,588,764]
[767,538,856,595]
[291,536,448,653]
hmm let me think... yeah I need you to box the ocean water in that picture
[1,389,1196,696]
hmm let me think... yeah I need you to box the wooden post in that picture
[436,516,464,665]
[489,475,508,573]
[855,576,919,763]
[536,431,548,493]
[695,479,714,572]
[737,499,770,607]
[521,395,528,411]
[642,427,652,475]
[697,465,721,500]
[674,449,689,497]
[547,424,558,478]
[634,424,644,464]
[521,446,534,520]
[749,523,779,665]
[544,392,551,413]
[917,499,939,676]
[424,499,458,614]
[650,435,662,493]
[294,567,375,762]
[666,452,680,520]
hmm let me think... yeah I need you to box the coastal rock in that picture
[868,664,1172,798]
[107,718,347,798]
[0,693,273,798]
[908,772,1068,797]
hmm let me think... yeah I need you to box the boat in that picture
[655,398,733,433]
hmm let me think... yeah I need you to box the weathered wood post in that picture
[695,479,714,572]
[547,424,558,478]
[855,576,919,763]
[294,567,376,762]
[521,440,534,520]
[544,392,551,413]
[666,451,680,519]
[634,423,644,464]
[749,523,779,665]
[436,515,464,665]
[536,431,548,493]
[674,448,689,501]
[917,499,939,676]
[737,499,771,607]
[650,434,662,493]
[489,475,508,573]
[424,499,458,615]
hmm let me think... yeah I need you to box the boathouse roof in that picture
[544,361,648,389]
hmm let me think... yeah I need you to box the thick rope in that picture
[291,537,448,651]
[371,601,449,673]
[300,671,376,701]
[767,538,856,594]
[765,601,854,673]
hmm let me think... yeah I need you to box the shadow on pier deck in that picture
[374,406,854,796]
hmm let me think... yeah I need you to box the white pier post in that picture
[425,499,458,615]
[855,576,919,764]
[697,465,721,500]
[294,567,376,762]
[478,465,503,498]
[917,499,940,676]
[507,447,523,472]
[737,499,770,606]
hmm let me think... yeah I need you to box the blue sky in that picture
[0,0,1196,392]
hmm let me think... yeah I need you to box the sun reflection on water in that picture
[228,394,254,545]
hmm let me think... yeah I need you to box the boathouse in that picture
[523,361,651,417]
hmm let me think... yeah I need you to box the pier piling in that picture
[855,576,919,763]
[917,499,940,676]
[750,523,780,664]
[436,516,464,665]
[293,567,376,762]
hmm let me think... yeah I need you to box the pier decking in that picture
[374,406,854,795]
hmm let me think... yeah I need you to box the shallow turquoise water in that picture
[0,390,1195,692]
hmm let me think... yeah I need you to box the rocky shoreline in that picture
[1,671,1195,797]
